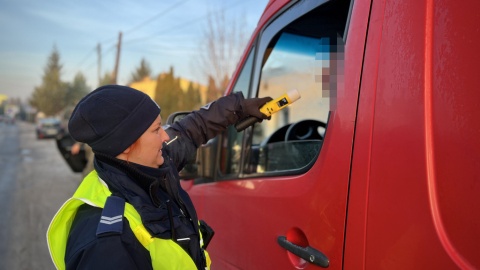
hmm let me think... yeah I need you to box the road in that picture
[0,121,81,270]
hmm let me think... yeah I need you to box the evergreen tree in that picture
[129,58,152,83]
[99,71,113,87]
[176,77,186,111]
[29,46,67,116]
[66,72,90,106]
[183,82,201,111]
[191,84,202,109]
[154,66,183,118]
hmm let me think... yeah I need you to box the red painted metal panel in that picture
[183,0,480,268]
[348,0,480,269]
[183,0,370,268]
[428,0,480,267]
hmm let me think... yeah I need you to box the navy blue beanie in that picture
[68,85,161,157]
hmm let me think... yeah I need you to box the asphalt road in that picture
[0,121,81,270]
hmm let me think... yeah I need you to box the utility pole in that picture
[97,43,101,87]
[112,31,122,84]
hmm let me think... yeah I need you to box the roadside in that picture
[3,121,81,270]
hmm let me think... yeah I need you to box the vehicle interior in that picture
[218,0,350,178]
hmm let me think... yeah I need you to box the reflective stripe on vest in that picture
[46,170,211,270]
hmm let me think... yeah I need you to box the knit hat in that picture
[68,85,161,157]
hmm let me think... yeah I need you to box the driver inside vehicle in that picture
[170,25,344,179]
[246,31,344,174]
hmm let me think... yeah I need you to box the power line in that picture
[74,0,254,81]
[97,0,190,45]
[124,0,191,35]
[76,47,96,69]
[123,0,251,45]
[85,44,116,70]
[76,1,191,73]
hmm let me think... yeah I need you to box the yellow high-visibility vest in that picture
[47,170,211,270]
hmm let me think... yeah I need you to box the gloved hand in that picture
[242,96,273,120]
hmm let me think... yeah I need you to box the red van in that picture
[175,0,480,269]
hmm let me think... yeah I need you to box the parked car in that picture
[1,115,15,124]
[36,118,64,139]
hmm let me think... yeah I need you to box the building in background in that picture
[129,77,157,100]
[129,75,207,103]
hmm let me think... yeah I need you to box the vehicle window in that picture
[218,50,254,176]
[231,50,254,97]
[245,0,349,175]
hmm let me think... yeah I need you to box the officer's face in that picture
[124,115,170,168]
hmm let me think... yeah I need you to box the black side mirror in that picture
[166,111,198,180]
[166,111,218,183]
[196,137,218,180]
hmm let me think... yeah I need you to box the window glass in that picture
[213,0,350,178]
[232,51,254,97]
[219,51,254,176]
[247,2,347,174]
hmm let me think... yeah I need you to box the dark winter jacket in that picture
[64,92,248,270]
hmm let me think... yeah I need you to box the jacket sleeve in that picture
[67,237,151,270]
[164,92,247,171]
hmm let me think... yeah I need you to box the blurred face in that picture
[121,115,170,168]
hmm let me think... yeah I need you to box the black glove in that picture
[242,96,273,120]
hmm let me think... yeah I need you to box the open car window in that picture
[215,0,350,180]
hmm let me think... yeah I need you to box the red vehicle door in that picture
[181,0,371,268]
[345,0,480,268]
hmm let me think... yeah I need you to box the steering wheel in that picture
[285,120,326,141]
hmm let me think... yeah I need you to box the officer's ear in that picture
[116,146,131,160]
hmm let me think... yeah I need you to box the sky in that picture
[0,0,270,101]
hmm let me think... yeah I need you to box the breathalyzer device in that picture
[235,89,301,131]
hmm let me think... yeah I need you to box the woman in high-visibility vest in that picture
[47,85,271,270]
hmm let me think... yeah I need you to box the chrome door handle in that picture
[277,236,329,268]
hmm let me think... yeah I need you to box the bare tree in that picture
[196,9,248,101]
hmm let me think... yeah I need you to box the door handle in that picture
[277,236,329,268]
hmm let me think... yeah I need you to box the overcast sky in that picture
[0,0,269,101]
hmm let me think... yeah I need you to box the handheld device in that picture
[235,89,301,131]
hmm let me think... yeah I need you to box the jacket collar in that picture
[94,153,170,196]
[92,153,200,241]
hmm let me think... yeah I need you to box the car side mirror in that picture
[166,111,218,182]
[176,136,218,182]
[166,111,202,180]
[196,137,218,180]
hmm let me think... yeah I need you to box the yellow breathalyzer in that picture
[259,89,301,117]
[235,89,301,131]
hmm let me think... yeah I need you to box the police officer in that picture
[47,85,271,269]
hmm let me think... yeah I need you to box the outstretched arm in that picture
[164,92,271,170]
